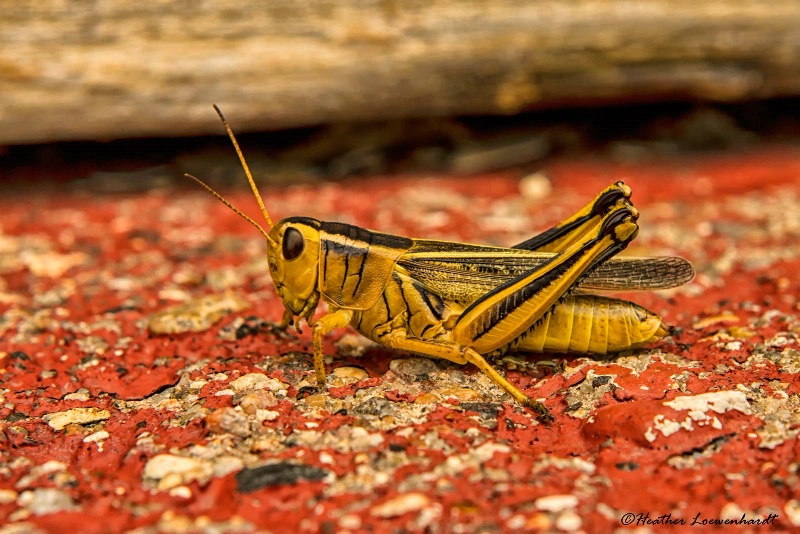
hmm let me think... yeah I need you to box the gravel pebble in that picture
[143,454,214,491]
[389,357,439,377]
[555,511,583,531]
[229,373,287,393]
[0,489,18,504]
[518,171,553,200]
[147,291,249,334]
[42,407,110,431]
[535,494,579,512]
[371,492,431,518]
[332,366,368,383]
[17,488,77,516]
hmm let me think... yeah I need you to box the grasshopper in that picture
[187,106,694,420]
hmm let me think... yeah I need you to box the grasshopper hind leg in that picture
[377,333,553,420]
[514,181,632,253]
[452,201,639,355]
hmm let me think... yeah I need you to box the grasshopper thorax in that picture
[267,217,323,315]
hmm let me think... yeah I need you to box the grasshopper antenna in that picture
[213,104,274,229]
[184,173,274,243]
[183,104,277,244]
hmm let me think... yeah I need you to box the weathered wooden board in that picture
[2,0,800,143]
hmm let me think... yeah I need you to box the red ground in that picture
[1,145,799,533]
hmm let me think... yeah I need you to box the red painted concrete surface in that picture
[1,146,800,533]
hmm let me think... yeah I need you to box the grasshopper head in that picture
[267,217,322,314]
[187,106,324,322]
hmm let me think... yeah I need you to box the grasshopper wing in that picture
[397,240,693,302]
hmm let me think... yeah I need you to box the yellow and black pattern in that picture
[353,271,453,343]
[188,135,693,416]
[517,295,670,353]
[398,246,693,302]
[451,204,640,354]
[317,222,413,310]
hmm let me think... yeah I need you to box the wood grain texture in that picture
[2,0,800,144]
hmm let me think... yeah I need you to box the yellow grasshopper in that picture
[187,106,694,420]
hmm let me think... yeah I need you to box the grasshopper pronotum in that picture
[187,106,694,420]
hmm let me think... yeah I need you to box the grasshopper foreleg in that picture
[311,308,354,386]
[278,307,294,329]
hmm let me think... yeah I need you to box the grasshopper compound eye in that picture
[282,227,305,260]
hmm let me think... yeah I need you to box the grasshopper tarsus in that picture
[526,400,554,423]
[188,106,695,415]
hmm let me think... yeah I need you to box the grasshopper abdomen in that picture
[518,295,669,354]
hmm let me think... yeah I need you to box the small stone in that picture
[205,408,251,438]
[0,489,18,504]
[255,409,280,422]
[302,394,328,408]
[506,514,526,530]
[229,373,269,392]
[335,334,376,358]
[63,390,91,402]
[212,456,245,478]
[389,357,439,377]
[339,514,362,530]
[414,393,442,404]
[729,326,756,339]
[526,513,553,530]
[555,511,582,531]
[535,494,578,513]
[519,171,553,201]
[238,390,279,414]
[441,387,482,402]
[168,485,193,499]
[371,492,431,518]
[156,511,192,532]
[720,502,746,520]
[332,366,368,384]
[206,266,246,290]
[785,499,800,527]
[14,460,67,490]
[43,408,110,431]
[17,488,77,516]
[229,373,287,393]
[348,427,384,451]
[75,335,109,355]
[143,454,213,491]
[663,390,751,415]
[83,430,109,450]
[20,251,87,278]
[147,291,249,334]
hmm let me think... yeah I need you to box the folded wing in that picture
[397,239,694,303]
